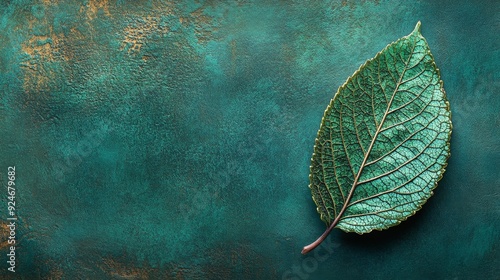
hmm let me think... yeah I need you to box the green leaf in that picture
[302,22,452,254]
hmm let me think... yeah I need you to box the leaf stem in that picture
[301,219,338,254]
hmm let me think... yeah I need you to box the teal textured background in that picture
[0,0,498,279]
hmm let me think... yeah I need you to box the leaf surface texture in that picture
[309,22,451,235]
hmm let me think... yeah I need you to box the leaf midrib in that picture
[328,36,418,229]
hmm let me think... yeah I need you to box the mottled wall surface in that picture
[0,0,498,279]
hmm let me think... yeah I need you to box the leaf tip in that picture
[413,21,422,34]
